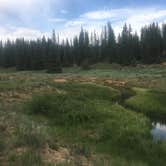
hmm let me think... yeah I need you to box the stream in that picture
[151,122,166,141]
[119,88,166,141]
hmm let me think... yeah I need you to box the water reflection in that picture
[151,122,166,140]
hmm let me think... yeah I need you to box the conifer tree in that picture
[141,23,162,63]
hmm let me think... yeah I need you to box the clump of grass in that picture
[71,143,91,158]
[96,104,151,149]
[125,88,166,119]
[52,83,121,101]
[92,156,148,166]
[119,87,136,101]
[0,135,5,153]
[27,93,98,125]
[27,83,120,125]
[0,80,18,91]
[15,122,48,149]
[55,163,74,166]
[8,150,43,166]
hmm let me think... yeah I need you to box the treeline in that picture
[0,22,166,72]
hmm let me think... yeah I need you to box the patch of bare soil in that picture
[15,147,29,155]
[54,78,68,83]
[42,144,93,166]
[0,85,58,103]
[73,156,92,166]
[161,62,166,66]
[0,91,31,104]
[104,79,126,87]
[0,116,16,137]
[53,76,127,88]
[69,76,97,83]
[42,144,71,164]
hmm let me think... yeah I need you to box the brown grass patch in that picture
[42,144,71,164]
[54,78,68,83]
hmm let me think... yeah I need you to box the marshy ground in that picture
[0,63,166,166]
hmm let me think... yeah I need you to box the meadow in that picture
[0,63,166,166]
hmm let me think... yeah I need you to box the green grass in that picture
[26,83,166,165]
[0,80,19,91]
[0,64,166,165]
[0,135,5,153]
[14,122,47,149]
[27,83,120,125]
[125,88,166,120]
[8,150,43,166]
[92,156,149,166]
[62,64,166,79]
[27,93,97,125]
[52,82,121,100]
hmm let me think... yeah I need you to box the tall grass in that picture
[8,150,43,166]
[125,88,166,120]
[14,122,48,149]
[25,83,166,165]
[27,83,121,125]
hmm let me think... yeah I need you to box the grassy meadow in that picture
[0,63,166,166]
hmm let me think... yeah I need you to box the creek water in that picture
[151,122,166,141]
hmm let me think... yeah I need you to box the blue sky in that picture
[0,0,166,40]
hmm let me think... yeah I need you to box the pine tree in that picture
[107,22,116,63]
[0,41,3,66]
[73,36,79,65]
[141,23,162,64]
[118,24,136,65]
[0,22,165,70]
[162,24,166,60]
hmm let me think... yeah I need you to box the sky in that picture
[0,0,166,41]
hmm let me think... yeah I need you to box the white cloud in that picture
[0,0,62,26]
[64,7,166,38]
[48,18,67,23]
[0,2,166,41]
[125,9,166,32]
[0,26,50,41]
[81,8,131,20]
[0,0,63,40]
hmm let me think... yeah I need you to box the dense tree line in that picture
[0,22,166,72]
